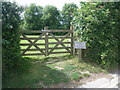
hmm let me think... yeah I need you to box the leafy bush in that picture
[2,2,22,71]
[73,2,119,68]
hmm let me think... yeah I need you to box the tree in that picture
[61,3,78,29]
[2,1,22,70]
[73,2,119,68]
[23,4,43,30]
[42,5,60,29]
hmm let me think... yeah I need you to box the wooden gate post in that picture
[44,26,48,30]
[70,25,74,55]
[44,26,49,56]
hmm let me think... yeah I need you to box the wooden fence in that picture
[20,27,74,56]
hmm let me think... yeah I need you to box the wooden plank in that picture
[49,51,71,54]
[44,26,48,30]
[49,30,72,32]
[19,30,72,34]
[48,42,71,44]
[22,53,45,56]
[21,48,45,51]
[20,43,45,46]
[45,32,48,56]
[49,47,71,49]
[70,26,74,55]
[21,47,71,51]
[78,49,82,60]
[71,32,74,55]
[20,38,45,40]
[20,36,71,40]
[48,37,71,39]
[19,30,45,34]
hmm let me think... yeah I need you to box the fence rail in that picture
[19,30,72,33]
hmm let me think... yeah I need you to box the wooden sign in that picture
[74,41,86,49]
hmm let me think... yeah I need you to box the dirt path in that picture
[46,72,113,88]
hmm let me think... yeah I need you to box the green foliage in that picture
[2,2,22,71]
[72,72,81,80]
[42,5,60,29]
[74,2,119,68]
[22,4,61,30]
[22,3,78,30]
[61,3,78,29]
[23,4,43,30]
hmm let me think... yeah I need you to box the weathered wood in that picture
[21,47,71,51]
[20,43,45,46]
[48,33,71,54]
[44,26,48,30]
[78,49,82,60]
[70,26,74,55]
[50,51,71,54]
[21,48,45,51]
[48,42,71,44]
[19,30,44,34]
[48,36,71,39]
[21,45,70,56]
[20,37,45,40]
[45,32,48,56]
[21,34,45,55]
[20,28,74,56]
[52,33,71,52]
[49,47,71,49]
[23,51,70,56]
[19,30,72,34]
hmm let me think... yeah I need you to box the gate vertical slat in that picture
[45,32,48,56]
[44,26,49,56]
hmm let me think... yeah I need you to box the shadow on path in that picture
[3,57,70,88]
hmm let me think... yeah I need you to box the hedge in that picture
[2,2,22,71]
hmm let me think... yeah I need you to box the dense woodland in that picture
[2,1,119,72]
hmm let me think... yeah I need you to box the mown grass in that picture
[3,55,107,88]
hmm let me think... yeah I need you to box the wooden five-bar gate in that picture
[20,27,74,56]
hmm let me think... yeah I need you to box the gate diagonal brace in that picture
[49,32,71,54]
[21,34,45,55]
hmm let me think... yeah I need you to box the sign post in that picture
[78,49,82,60]
[74,41,86,60]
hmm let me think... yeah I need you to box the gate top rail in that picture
[19,30,73,34]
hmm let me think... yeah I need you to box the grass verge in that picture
[3,54,107,88]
